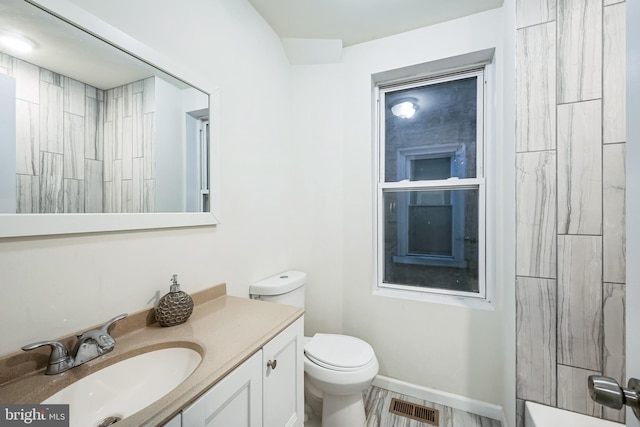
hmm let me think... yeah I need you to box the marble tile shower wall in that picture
[0,53,155,213]
[515,0,626,425]
[103,78,156,213]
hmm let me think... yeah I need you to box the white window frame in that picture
[374,67,491,308]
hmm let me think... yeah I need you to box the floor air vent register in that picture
[389,397,440,425]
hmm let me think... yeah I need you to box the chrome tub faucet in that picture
[22,313,128,375]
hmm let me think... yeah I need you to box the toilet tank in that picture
[249,270,306,308]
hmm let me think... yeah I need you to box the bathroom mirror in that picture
[0,0,220,237]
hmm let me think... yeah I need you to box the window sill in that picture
[373,286,495,310]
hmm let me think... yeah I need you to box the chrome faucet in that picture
[22,313,128,375]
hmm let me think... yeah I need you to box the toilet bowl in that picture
[303,334,379,427]
[250,271,379,427]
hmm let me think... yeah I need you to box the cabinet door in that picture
[262,317,304,427]
[163,413,181,427]
[182,351,263,427]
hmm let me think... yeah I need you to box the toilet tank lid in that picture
[250,270,306,296]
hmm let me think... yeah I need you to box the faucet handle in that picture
[100,313,128,334]
[21,340,73,375]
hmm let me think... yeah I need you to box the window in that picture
[375,69,486,300]
[186,113,210,213]
[199,118,210,212]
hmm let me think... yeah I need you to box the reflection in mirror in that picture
[0,0,210,217]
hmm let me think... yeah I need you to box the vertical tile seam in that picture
[600,3,606,417]
[554,0,560,408]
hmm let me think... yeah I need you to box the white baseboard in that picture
[372,375,504,422]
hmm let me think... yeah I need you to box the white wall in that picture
[0,0,297,356]
[290,63,346,335]
[155,77,185,212]
[291,6,515,412]
[154,79,209,213]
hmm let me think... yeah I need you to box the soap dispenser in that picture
[155,274,194,327]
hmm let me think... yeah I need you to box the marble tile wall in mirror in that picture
[4,53,158,214]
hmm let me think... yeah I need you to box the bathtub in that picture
[524,401,621,427]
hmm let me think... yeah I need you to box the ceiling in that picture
[0,0,159,89]
[247,0,504,47]
[0,0,504,91]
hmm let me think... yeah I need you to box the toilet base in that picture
[304,374,324,417]
[320,393,366,427]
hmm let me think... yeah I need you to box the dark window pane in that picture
[409,205,452,255]
[382,189,479,293]
[384,76,478,182]
[411,157,451,180]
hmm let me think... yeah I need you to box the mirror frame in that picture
[0,0,221,238]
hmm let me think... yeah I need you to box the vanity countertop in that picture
[0,284,304,426]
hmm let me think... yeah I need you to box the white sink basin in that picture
[43,347,202,427]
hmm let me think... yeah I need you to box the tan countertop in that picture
[0,284,304,427]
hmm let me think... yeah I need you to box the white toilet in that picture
[250,271,379,427]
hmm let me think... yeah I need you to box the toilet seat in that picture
[304,334,375,372]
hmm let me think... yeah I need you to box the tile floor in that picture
[304,385,502,427]
[305,409,321,427]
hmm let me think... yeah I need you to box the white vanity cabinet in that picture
[262,317,304,427]
[180,317,303,427]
